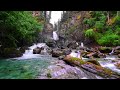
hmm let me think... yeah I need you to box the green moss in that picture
[69,57,85,65]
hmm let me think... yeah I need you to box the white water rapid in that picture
[53,31,59,41]
[14,43,48,60]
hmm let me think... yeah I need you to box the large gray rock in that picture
[37,60,103,79]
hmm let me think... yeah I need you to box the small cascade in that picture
[14,43,47,60]
[109,48,114,55]
[53,31,59,41]
[81,42,84,47]
[99,55,120,74]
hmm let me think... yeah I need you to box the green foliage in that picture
[85,29,95,38]
[0,11,43,47]
[83,11,120,46]
[97,33,120,46]
[95,21,104,30]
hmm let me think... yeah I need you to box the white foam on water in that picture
[14,43,47,60]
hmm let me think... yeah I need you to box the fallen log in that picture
[63,55,120,79]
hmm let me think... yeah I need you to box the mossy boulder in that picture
[81,62,119,78]
[2,48,22,58]
[87,60,101,66]
[64,55,120,79]
[64,55,85,65]
[98,47,112,53]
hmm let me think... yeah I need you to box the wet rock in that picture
[63,55,120,79]
[19,46,29,53]
[37,61,102,79]
[118,54,120,58]
[115,46,120,50]
[112,46,120,55]
[111,60,119,63]
[85,52,101,58]
[45,39,56,48]
[62,48,72,55]
[114,50,120,55]
[67,41,79,49]
[33,47,44,54]
[87,60,101,66]
[58,55,66,60]
[115,62,120,69]
[99,47,112,53]
[51,48,63,57]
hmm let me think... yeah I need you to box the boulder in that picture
[45,39,56,48]
[115,46,120,50]
[113,47,120,55]
[85,52,100,58]
[67,41,79,49]
[63,55,120,79]
[2,48,22,58]
[33,47,44,54]
[87,60,101,66]
[118,54,120,58]
[19,46,29,53]
[62,48,72,55]
[115,62,120,69]
[51,48,64,57]
[98,47,112,53]
[58,55,66,60]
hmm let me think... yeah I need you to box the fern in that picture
[85,29,95,38]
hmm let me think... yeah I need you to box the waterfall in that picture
[109,49,114,55]
[81,42,84,47]
[53,31,59,41]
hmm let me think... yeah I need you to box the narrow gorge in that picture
[0,11,120,79]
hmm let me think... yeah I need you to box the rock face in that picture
[56,11,96,47]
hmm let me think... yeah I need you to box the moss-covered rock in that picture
[99,47,112,53]
[64,55,85,65]
[64,55,120,79]
[2,48,22,58]
[87,60,101,66]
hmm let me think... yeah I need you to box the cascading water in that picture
[98,55,120,74]
[14,43,48,60]
[81,42,84,47]
[53,31,59,41]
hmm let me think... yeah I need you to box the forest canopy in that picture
[0,11,43,48]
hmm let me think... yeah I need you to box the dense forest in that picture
[0,11,120,79]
